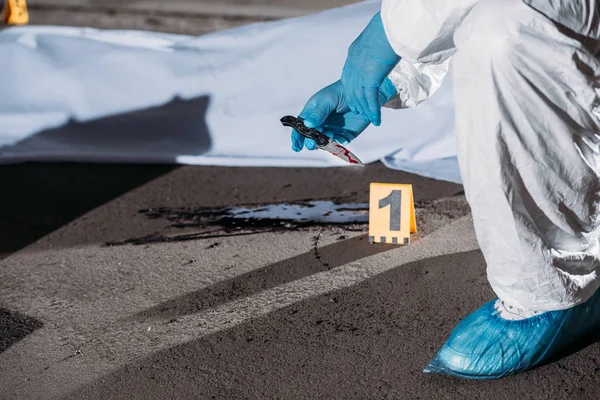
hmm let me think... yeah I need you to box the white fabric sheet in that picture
[0,0,461,183]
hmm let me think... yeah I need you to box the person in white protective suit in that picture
[288,0,600,379]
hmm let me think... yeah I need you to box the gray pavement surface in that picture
[26,0,361,34]
[1,1,600,399]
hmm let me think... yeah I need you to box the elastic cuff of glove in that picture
[379,77,398,105]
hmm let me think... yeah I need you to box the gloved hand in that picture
[342,11,401,127]
[291,78,397,152]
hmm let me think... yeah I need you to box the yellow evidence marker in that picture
[369,183,417,245]
[2,0,29,25]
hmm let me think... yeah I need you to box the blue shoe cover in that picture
[424,289,600,379]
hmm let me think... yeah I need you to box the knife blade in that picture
[280,115,364,166]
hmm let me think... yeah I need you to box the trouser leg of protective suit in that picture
[424,0,600,378]
[452,0,600,313]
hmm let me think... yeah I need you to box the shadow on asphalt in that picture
[0,308,43,354]
[0,96,214,258]
[66,250,600,399]
[0,163,176,258]
[129,235,395,322]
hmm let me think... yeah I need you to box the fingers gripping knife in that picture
[281,116,364,166]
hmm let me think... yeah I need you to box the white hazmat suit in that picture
[382,0,600,314]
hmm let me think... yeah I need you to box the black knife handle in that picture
[280,115,330,147]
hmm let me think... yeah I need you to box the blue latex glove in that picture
[291,78,397,152]
[342,11,401,127]
[424,288,600,379]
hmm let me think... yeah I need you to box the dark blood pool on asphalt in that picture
[105,201,369,246]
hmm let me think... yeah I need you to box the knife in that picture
[281,115,364,166]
